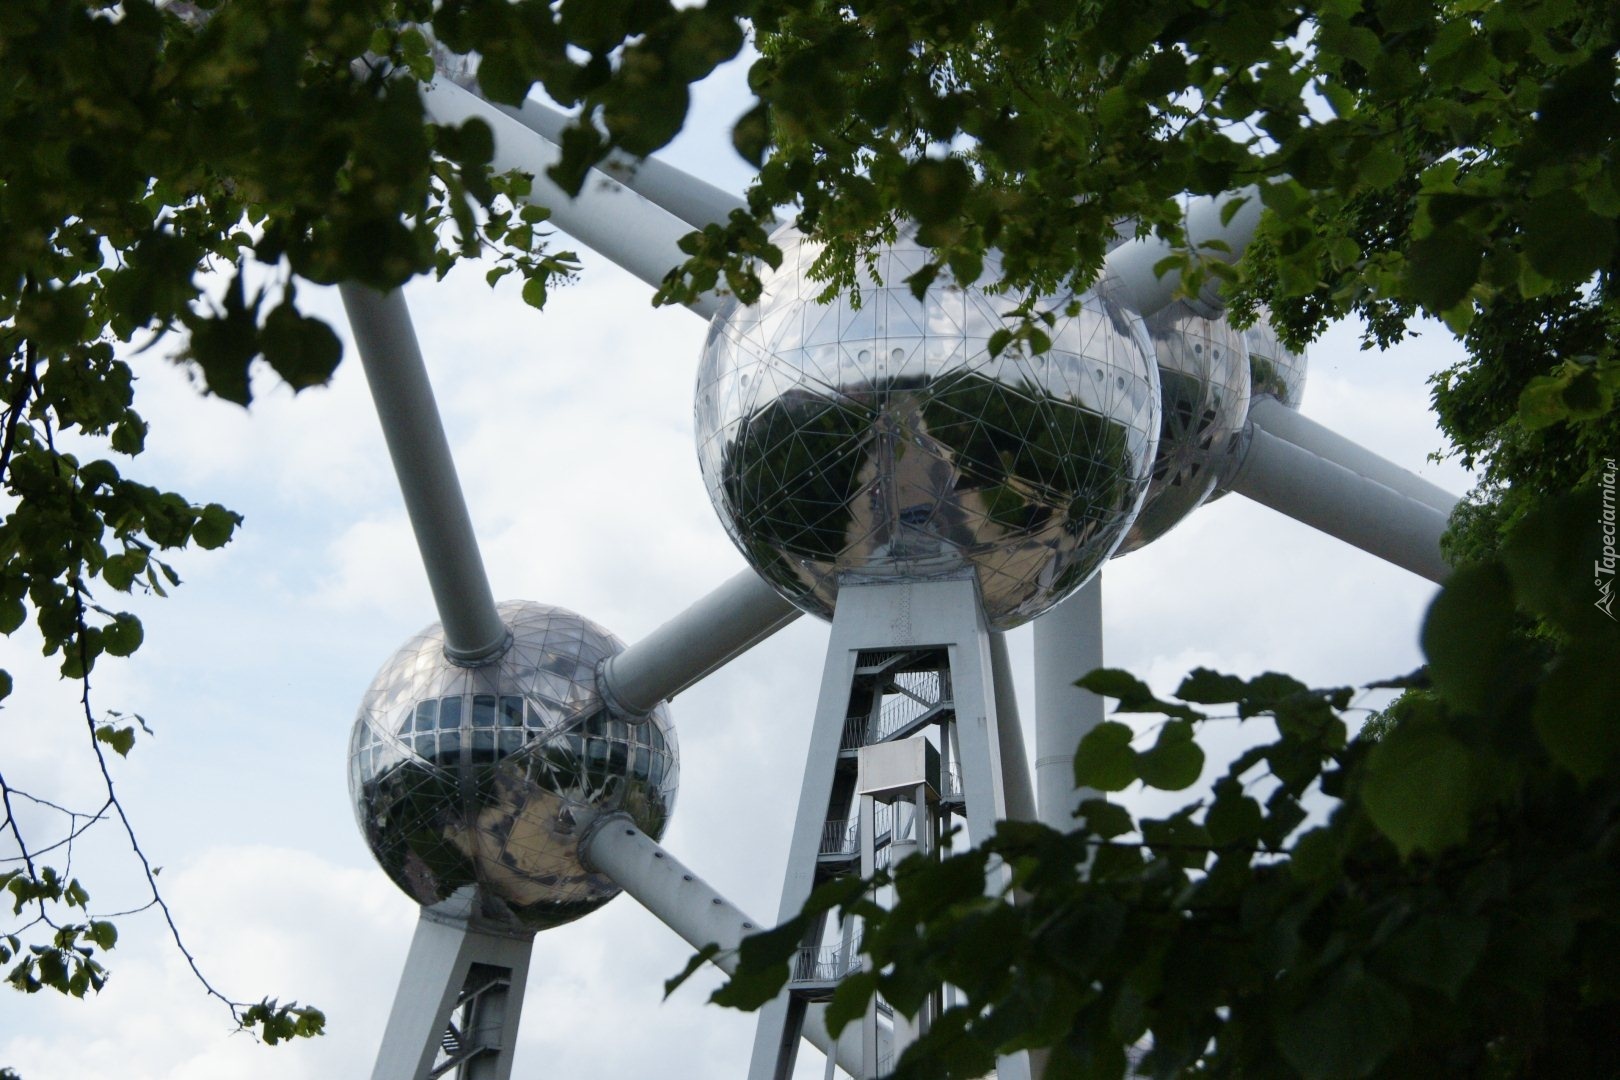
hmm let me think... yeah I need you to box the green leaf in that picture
[1356,145,1406,190]
[85,921,117,951]
[520,275,550,310]
[1073,721,1139,792]
[1402,228,1481,314]
[1206,784,1264,846]
[1532,642,1620,782]
[824,968,878,1036]
[1521,196,1617,283]
[191,504,241,550]
[663,943,720,998]
[101,615,143,658]
[94,725,136,758]
[1175,667,1248,704]
[1501,488,1620,638]
[261,303,343,391]
[1361,728,1473,857]
[1518,374,1573,430]
[899,158,972,226]
[0,596,23,635]
[1380,914,1486,997]
[1288,827,1341,881]
[1076,669,1202,720]
[1419,562,1515,715]
[1077,798,1135,838]
[1139,812,1210,870]
[731,102,771,168]
[1276,962,1410,1079]
[1136,720,1205,791]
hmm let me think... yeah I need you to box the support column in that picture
[746,577,1031,1080]
[989,632,1038,825]
[1033,577,1105,830]
[371,891,534,1080]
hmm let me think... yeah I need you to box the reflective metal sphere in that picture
[695,225,1159,628]
[1114,300,1250,554]
[348,601,678,931]
[1242,306,1308,410]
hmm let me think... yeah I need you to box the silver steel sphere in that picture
[694,225,1159,629]
[1114,300,1250,555]
[1242,306,1308,410]
[348,601,678,931]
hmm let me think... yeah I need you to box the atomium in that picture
[694,224,1160,629]
[1114,300,1250,554]
[348,600,678,931]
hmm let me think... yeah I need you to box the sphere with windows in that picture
[348,600,678,931]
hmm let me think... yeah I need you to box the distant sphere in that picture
[1241,306,1308,410]
[1114,300,1250,554]
[348,601,678,931]
[694,225,1159,629]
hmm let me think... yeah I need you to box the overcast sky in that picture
[0,56,1475,1080]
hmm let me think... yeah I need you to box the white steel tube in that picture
[418,78,724,319]
[341,285,509,665]
[1246,398,1459,515]
[1102,188,1263,318]
[988,632,1038,825]
[491,98,745,231]
[581,817,880,1076]
[1228,425,1452,583]
[600,569,801,715]
[1033,577,1105,830]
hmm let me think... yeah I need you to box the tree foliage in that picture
[704,495,1620,1079]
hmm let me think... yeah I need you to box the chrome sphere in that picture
[348,601,678,931]
[1114,300,1250,555]
[1242,306,1308,410]
[695,225,1159,628]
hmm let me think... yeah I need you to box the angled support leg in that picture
[372,890,534,1080]
[746,577,1031,1080]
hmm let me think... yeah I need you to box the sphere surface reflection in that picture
[1242,306,1309,410]
[695,225,1159,628]
[349,601,678,931]
[1115,300,1250,554]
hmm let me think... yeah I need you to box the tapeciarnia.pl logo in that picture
[1598,457,1618,621]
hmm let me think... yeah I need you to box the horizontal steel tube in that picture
[1247,398,1459,515]
[582,817,883,1076]
[341,285,509,664]
[418,77,723,320]
[1228,425,1452,583]
[491,97,745,231]
[601,569,801,715]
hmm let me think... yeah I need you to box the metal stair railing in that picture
[791,941,862,985]
[873,670,947,742]
[820,807,894,857]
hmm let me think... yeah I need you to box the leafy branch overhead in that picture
[704,496,1620,1078]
